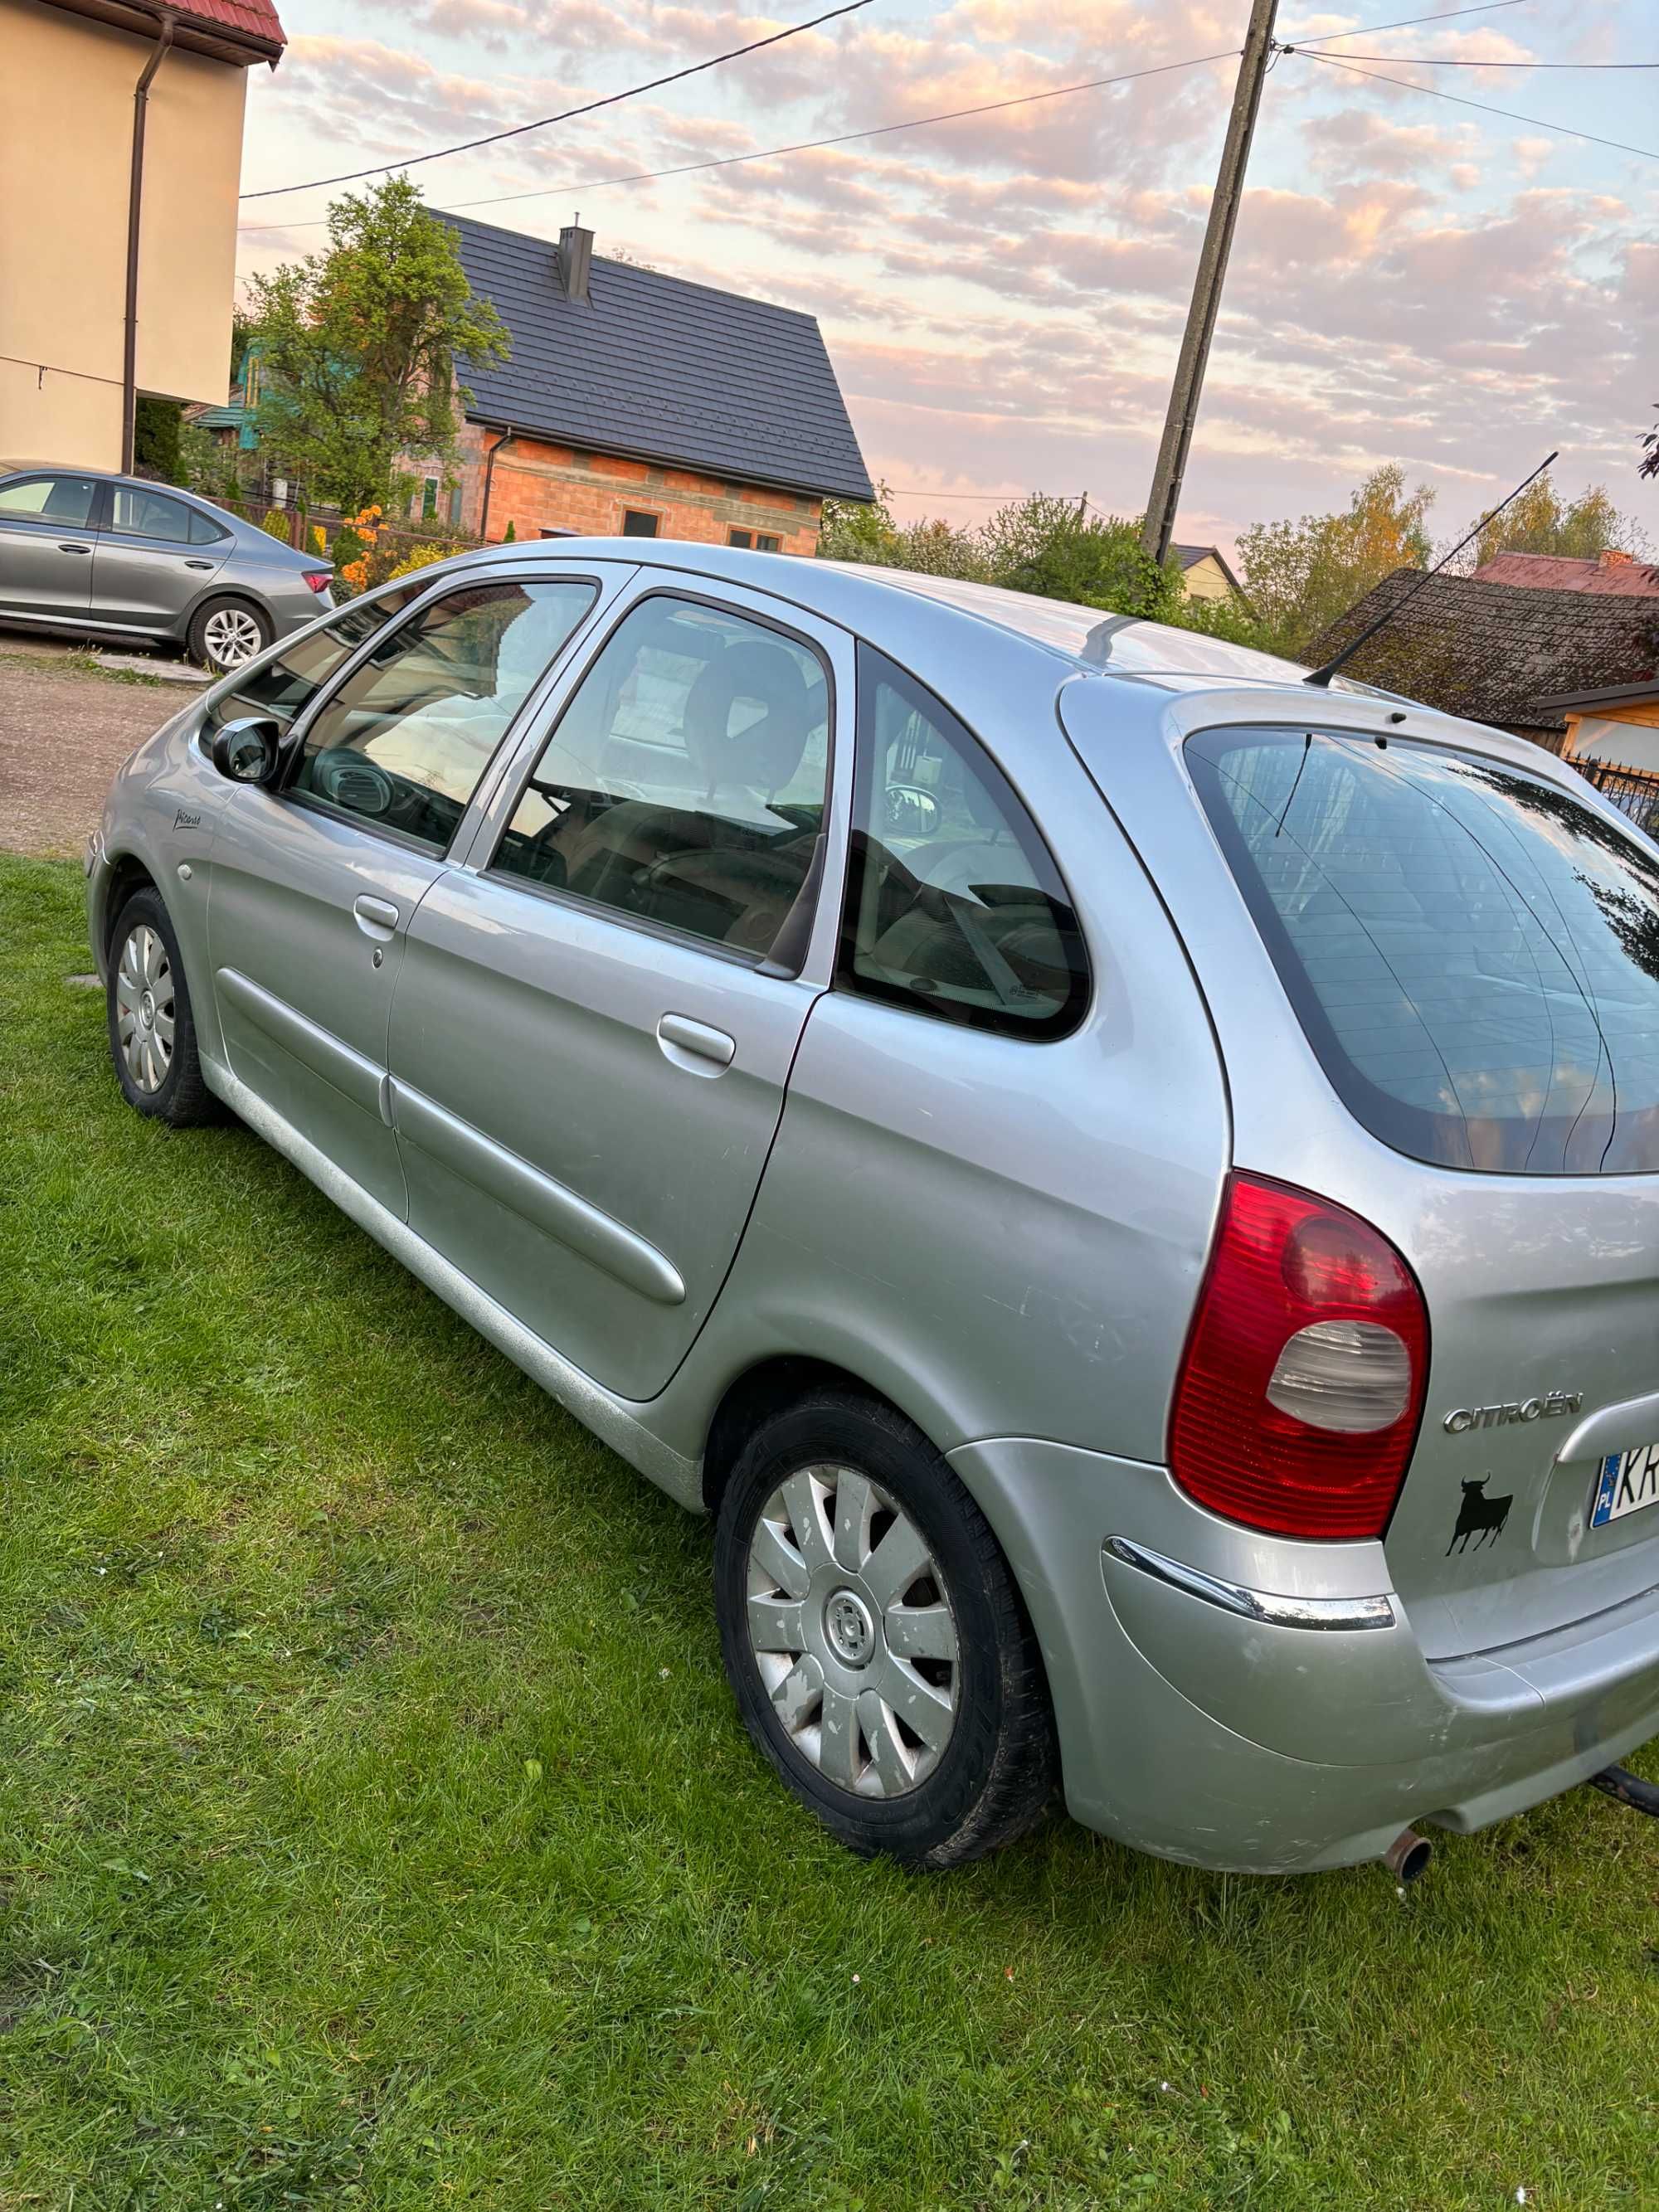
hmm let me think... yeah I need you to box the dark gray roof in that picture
[1171,541,1243,593]
[443,213,873,504]
[1306,569,1659,737]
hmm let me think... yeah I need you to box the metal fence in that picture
[1571,753,1659,837]
[202,489,478,569]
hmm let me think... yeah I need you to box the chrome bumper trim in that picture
[1102,1537,1396,1631]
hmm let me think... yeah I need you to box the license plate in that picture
[1591,1442,1659,1528]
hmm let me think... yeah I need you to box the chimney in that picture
[1599,548,1632,571]
[557,223,592,304]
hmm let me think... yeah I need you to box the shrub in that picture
[258,508,292,543]
[385,540,466,581]
[502,518,517,542]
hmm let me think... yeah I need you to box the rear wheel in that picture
[713,1392,1056,1866]
[188,596,271,673]
[106,888,217,1125]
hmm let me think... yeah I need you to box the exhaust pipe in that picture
[1383,1827,1433,1884]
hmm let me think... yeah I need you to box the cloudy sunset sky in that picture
[232,0,1658,552]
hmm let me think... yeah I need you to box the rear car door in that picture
[207,571,602,1218]
[0,469,101,615]
[383,580,851,1399]
[92,484,229,628]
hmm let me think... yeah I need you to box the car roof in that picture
[450,536,1399,707]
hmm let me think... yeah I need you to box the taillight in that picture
[303,571,331,594]
[1169,1174,1428,1540]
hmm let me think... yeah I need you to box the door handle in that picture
[657,1013,736,1071]
[58,542,92,554]
[184,558,214,570]
[353,893,401,940]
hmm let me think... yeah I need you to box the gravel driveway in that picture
[0,650,187,857]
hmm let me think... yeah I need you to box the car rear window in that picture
[1186,725,1659,1175]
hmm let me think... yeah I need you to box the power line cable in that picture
[1290,1,1528,46]
[239,0,874,200]
[237,46,1239,235]
[1299,51,1659,66]
[1299,49,1659,162]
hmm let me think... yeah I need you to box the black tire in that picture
[106,887,219,1126]
[714,1391,1056,1867]
[187,595,273,673]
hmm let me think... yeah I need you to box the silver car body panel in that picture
[88,542,1659,1872]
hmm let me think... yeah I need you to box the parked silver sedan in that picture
[85,542,1659,1874]
[0,461,331,670]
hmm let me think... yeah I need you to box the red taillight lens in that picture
[1170,1174,1428,1540]
[303,571,331,594]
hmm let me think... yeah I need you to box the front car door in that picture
[206,571,604,1217]
[91,483,230,630]
[384,578,853,1400]
[0,469,101,616]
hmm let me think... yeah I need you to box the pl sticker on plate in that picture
[1590,1441,1659,1529]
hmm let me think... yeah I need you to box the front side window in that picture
[109,486,194,542]
[0,474,99,527]
[205,584,423,735]
[1187,725,1659,1175]
[839,649,1088,1038]
[289,579,596,850]
[492,593,830,959]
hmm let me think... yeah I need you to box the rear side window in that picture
[839,648,1088,1038]
[1188,725,1659,1175]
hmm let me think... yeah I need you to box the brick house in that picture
[434,214,873,552]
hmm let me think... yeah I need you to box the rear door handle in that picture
[184,558,214,570]
[353,894,401,939]
[58,542,91,554]
[657,1013,736,1071]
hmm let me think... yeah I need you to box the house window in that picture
[421,478,439,522]
[757,533,781,553]
[621,509,661,537]
[728,528,753,549]
[448,484,464,527]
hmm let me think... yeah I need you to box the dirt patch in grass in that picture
[0,653,181,857]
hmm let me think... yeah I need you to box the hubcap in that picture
[202,606,263,668]
[114,923,175,1092]
[745,1465,960,1800]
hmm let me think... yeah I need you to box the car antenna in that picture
[1303,450,1558,690]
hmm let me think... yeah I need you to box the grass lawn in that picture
[2,850,1657,2210]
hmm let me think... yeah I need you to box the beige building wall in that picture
[1180,553,1236,603]
[0,0,248,469]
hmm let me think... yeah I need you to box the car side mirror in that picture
[210,715,283,786]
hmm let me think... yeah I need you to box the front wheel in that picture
[188,596,272,673]
[713,1392,1056,1867]
[107,888,218,1125]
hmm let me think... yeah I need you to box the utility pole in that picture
[1141,0,1279,567]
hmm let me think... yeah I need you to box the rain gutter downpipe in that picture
[121,7,177,474]
[479,425,515,543]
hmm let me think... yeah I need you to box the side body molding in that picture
[388,1077,687,1307]
[216,966,387,1121]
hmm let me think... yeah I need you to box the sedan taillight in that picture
[1169,1174,1428,1540]
[303,571,331,594]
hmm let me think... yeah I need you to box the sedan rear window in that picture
[1187,725,1659,1175]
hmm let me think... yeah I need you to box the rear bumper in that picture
[949,1437,1659,1872]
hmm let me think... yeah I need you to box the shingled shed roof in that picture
[443,213,874,505]
[1306,569,1659,741]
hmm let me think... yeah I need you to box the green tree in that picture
[1467,471,1649,566]
[979,495,1178,619]
[132,395,182,482]
[1236,464,1436,658]
[246,177,508,513]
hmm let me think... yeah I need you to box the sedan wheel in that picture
[746,1465,960,1799]
[114,921,175,1093]
[200,604,266,669]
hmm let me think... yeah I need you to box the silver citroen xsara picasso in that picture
[87,542,1659,1874]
